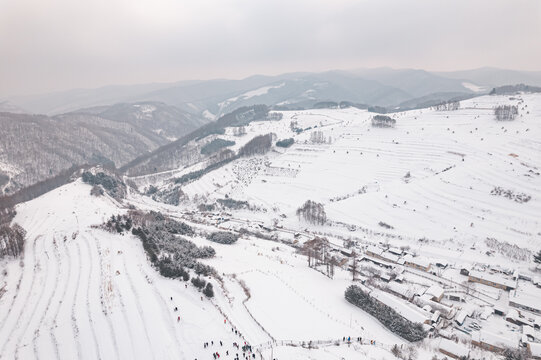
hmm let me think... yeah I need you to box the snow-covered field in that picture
[1,93,540,359]
[182,94,541,252]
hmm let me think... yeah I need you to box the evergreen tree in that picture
[534,250,541,264]
[203,283,214,298]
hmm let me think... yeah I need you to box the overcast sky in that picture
[1,0,540,97]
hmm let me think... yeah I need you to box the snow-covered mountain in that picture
[1,93,540,360]
[0,102,205,195]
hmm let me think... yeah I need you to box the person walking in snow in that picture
[177,316,180,322]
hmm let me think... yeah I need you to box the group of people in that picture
[169,292,260,360]
[343,336,372,344]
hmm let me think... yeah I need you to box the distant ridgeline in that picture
[489,83,541,95]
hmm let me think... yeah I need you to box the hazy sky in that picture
[1,0,540,97]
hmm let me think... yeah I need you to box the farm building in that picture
[471,330,519,353]
[468,270,516,291]
[509,291,541,315]
[403,254,431,272]
[438,338,470,359]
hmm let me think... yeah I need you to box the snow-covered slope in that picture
[1,93,540,360]
[175,93,541,251]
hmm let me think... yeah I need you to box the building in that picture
[388,247,403,256]
[509,291,541,315]
[380,251,400,264]
[370,289,431,325]
[366,245,383,259]
[385,281,417,301]
[455,310,468,326]
[528,342,541,359]
[438,338,469,359]
[424,285,445,302]
[468,270,516,291]
[403,254,431,272]
[471,330,519,353]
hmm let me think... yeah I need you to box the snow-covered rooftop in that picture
[469,270,516,289]
[439,338,469,357]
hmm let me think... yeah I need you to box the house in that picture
[494,304,507,316]
[366,245,383,259]
[388,247,403,256]
[431,310,441,324]
[509,291,541,315]
[380,251,400,264]
[506,309,528,326]
[468,270,516,291]
[448,293,465,302]
[528,342,541,359]
[385,281,416,301]
[370,289,431,324]
[438,338,470,359]
[403,254,431,272]
[535,316,541,330]
[523,325,538,342]
[455,310,468,326]
[424,285,445,302]
[471,330,519,353]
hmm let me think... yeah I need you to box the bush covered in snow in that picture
[82,171,126,199]
[494,105,518,121]
[104,210,216,278]
[174,154,238,185]
[208,231,239,244]
[151,186,185,206]
[217,198,249,210]
[344,285,427,342]
[296,200,327,225]
[276,138,294,148]
[371,115,396,128]
[203,283,214,298]
[201,138,235,155]
[490,186,531,203]
[485,237,531,262]
[0,223,26,258]
[191,277,206,289]
[239,133,273,157]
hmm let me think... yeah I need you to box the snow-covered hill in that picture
[155,93,541,252]
[1,93,540,360]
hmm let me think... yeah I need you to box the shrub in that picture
[296,200,326,225]
[494,105,518,121]
[276,138,294,148]
[217,198,249,210]
[82,171,126,198]
[0,223,26,258]
[203,283,214,298]
[208,231,239,244]
[345,285,426,342]
[201,138,236,155]
[371,115,396,128]
[239,134,273,157]
[191,277,206,289]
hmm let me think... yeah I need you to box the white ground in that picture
[2,93,540,360]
